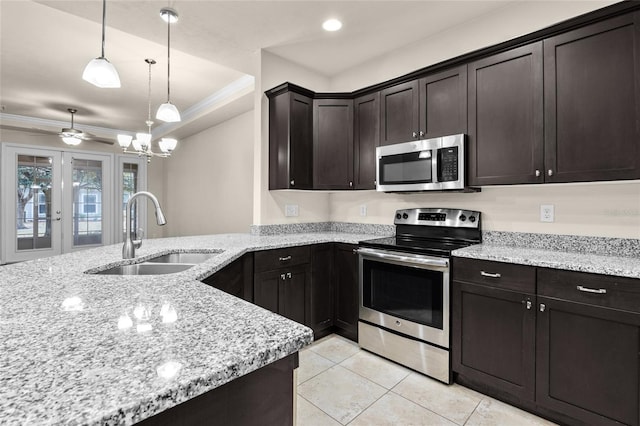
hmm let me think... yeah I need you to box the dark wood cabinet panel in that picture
[468,43,544,186]
[268,89,313,190]
[333,243,359,341]
[310,244,334,339]
[536,296,640,426]
[544,12,640,183]
[313,99,354,189]
[379,80,420,145]
[452,281,535,404]
[353,92,380,190]
[279,266,307,324]
[254,245,310,273]
[419,65,467,138]
[201,254,254,302]
[254,270,280,314]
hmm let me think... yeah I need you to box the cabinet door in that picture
[279,266,307,325]
[419,65,467,139]
[333,243,358,341]
[310,244,334,338]
[268,91,313,190]
[380,80,420,145]
[254,270,280,313]
[354,92,380,189]
[536,296,640,426]
[544,12,640,183]
[201,253,253,302]
[313,99,354,189]
[468,43,544,186]
[452,281,535,404]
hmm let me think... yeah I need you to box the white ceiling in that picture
[0,0,547,144]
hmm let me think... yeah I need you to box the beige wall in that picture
[252,51,332,225]
[162,110,254,236]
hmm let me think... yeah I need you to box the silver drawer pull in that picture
[480,271,501,278]
[576,285,607,294]
[279,255,292,262]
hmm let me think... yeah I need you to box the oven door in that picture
[358,247,450,348]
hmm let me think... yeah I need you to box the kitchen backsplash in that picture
[250,222,394,236]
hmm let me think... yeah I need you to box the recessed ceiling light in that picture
[322,18,342,32]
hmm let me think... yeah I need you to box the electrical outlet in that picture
[284,204,299,217]
[540,204,554,222]
[360,205,367,217]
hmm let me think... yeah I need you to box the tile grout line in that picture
[388,389,463,426]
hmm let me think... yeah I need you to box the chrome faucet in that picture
[123,191,166,259]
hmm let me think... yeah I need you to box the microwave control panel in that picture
[438,147,459,182]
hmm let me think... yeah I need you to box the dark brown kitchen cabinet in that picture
[254,246,310,325]
[468,42,544,186]
[267,84,313,190]
[379,80,420,145]
[452,258,537,405]
[536,268,640,426]
[310,244,334,339]
[544,12,640,183]
[418,65,467,139]
[313,99,354,189]
[201,253,254,302]
[353,92,380,189]
[333,243,359,341]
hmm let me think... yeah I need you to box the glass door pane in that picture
[2,146,62,263]
[116,156,147,243]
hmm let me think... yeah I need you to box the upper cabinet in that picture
[544,12,640,183]
[267,85,313,190]
[313,98,354,189]
[468,43,544,186]
[379,65,467,146]
[353,92,380,189]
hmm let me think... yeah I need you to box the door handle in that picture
[576,285,607,294]
[480,271,501,278]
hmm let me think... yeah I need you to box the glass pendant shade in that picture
[83,57,121,88]
[117,134,132,148]
[156,102,181,123]
[159,138,178,153]
[62,136,82,146]
[131,139,142,152]
[136,132,152,148]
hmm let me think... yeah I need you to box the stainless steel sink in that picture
[93,263,194,275]
[146,252,220,264]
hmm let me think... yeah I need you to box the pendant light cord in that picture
[101,0,107,58]
[166,16,171,102]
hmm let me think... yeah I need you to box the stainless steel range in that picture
[357,208,481,384]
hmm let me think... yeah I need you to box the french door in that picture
[2,145,113,263]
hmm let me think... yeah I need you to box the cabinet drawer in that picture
[453,258,536,293]
[538,268,640,313]
[254,245,311,273]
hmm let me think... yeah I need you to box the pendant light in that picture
[117,59,178,162]
[83,0,121,88]
[156,7,181,122]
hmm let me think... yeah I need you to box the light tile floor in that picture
[297,334,557,426]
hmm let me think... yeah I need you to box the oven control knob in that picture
[396,213,402,220]
[459,214,467,222]
[402,213,408,219]
[469,216,476,223]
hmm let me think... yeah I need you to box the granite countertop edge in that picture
[452,244,640,279]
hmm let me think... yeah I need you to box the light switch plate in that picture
[285,204,299,217]
[540,204,554,222]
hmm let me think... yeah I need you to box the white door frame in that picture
[114,155,148,243]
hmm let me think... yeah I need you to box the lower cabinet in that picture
[333,243,359,341]
[310,244,334,339]
[452,257,640,426]
[201,253,254,302]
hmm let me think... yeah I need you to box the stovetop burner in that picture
[360,208,482,256]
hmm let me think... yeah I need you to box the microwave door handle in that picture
[432,148,439,183]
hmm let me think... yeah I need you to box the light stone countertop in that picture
[453,243,640,279]
[0,232,382,426]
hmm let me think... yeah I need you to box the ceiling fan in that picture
[59,108,91,145]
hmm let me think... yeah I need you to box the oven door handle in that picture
[357,248,449,268]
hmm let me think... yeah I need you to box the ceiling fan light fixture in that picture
[156,102,181,122]
[62,136,82,146]
[83,57,121,88]
[84,0,120,88]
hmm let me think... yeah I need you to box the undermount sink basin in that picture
[146,252,220,264]
[93,263,194,275]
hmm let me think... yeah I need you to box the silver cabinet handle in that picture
[526,300,532,310]
[548,169,553,177]
[290,179,295,186]
[535,169,541,177]
[280,273,286,280]
[412,131,418,138]
[279,256,292,262]
[349,181,353,187]
[419,131,425,137]
[540,303,546,312]
[286,272,292,279]
[577,285,607,294]
[480,271,501,278]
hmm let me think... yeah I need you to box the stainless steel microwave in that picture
[376,134,466,192]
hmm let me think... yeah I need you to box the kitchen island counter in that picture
[0,231,381,425]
